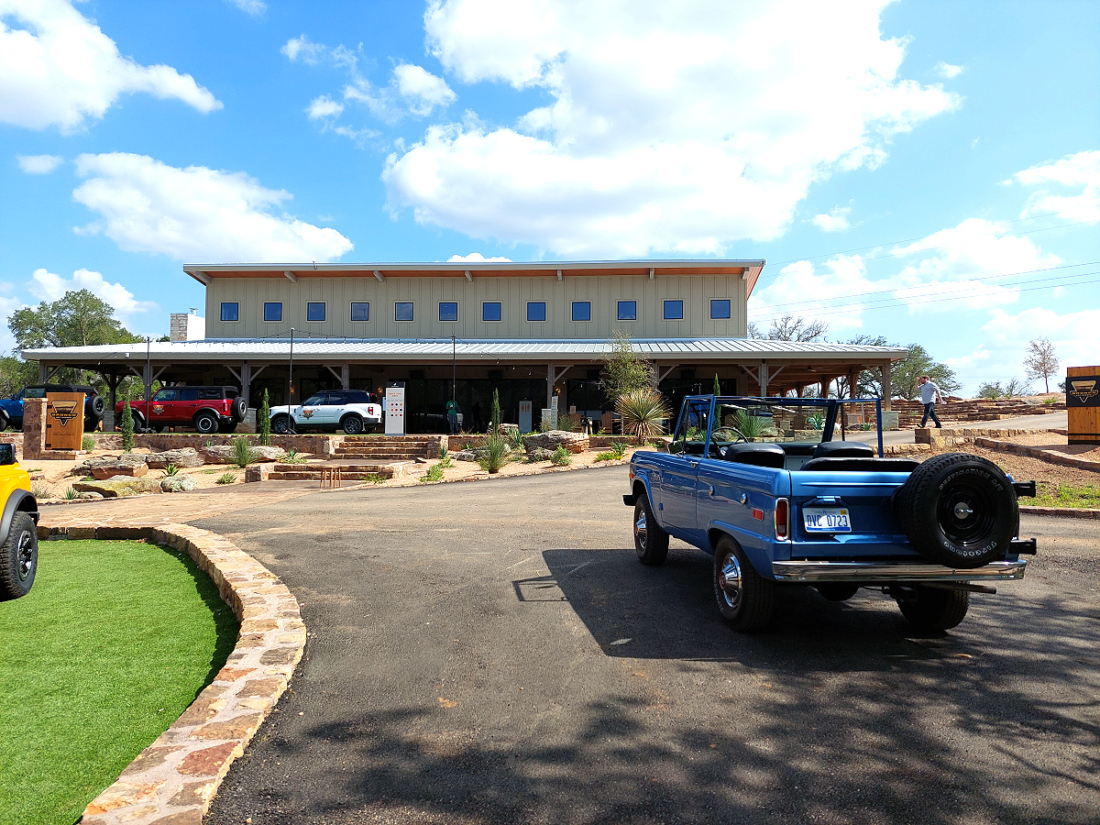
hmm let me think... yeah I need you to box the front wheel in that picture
[0,411,9,432]
[194,412,219,434]
[271,415,291,434]
[633,494,669,565]
[341,415,364,435]
[713,535,775,631]
[0,512,38,600]
[897,586,970,631]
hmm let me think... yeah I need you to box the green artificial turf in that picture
[0,539,238,825]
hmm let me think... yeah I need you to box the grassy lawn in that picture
[0,539,238,825]
[1032,482,1100,509]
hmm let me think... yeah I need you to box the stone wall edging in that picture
[973,437,1100,474]
[36,521,305,825]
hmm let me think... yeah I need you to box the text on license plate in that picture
[802,507,851,533]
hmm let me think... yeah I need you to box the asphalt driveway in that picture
[198,467,1100,824]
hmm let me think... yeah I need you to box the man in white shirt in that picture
[918,375,943,428]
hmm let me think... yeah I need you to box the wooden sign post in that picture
[45,393,85,452]
[1066,366,1100,446]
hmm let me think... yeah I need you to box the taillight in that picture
[774,498,790,540]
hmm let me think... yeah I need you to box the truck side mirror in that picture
[0,444,14,465]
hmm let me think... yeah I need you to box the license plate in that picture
[803,507,851,533]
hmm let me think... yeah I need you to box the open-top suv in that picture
[117,386,247,434]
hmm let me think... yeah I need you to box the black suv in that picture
[11,384,107,432]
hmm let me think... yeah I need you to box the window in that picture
[663,300,684,320]
[153,388,177,402]
[179,388,200,401]
[482,302,502,322]
[307,302,326,322]
[395,301,414,322]
[263,302,282,322]
[572,301,591,322]
[351,302,370,321]
[711,299,731,319]
[527,301,546,322]
[617,300,637,321]
[221,302,239,322]
[439,301,458,322]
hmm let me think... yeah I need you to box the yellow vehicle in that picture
[0,443,39,600]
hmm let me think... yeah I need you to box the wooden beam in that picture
[373,269,385,283]
[465,269,474,282]
[284,270,298,283]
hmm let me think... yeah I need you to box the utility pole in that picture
[452,334,457,403]
[288,328,295,405]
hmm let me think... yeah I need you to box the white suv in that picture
[270,390,382,435]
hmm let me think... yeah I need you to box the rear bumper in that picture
[771,559,1028,583]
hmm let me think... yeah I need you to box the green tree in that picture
[890,344,960,400]
[1023,336,1059,393]
[258,389,272,446]
[600,331,657,400]
[490,388,501,434]
[0,354,37,399]
[713,374,721,395]
[834,334,893,398]
[119,400,134,452]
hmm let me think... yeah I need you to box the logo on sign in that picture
[1069,379,1097,404]
[51,401,80,427]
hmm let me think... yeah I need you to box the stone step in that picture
[333,451,428,461]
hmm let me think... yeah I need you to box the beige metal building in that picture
[24,259,907,432]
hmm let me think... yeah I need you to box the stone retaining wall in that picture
[36,522,306,825]
[89,432,339,457]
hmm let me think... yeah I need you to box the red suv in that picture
[116,386,247,434]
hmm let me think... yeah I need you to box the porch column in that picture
[759,361,769,396]
[881,360,892,410]
[341,363,350,390]
[241,363,252,408]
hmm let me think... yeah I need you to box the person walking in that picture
[918,375,943,428]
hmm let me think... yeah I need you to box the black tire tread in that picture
[713,536,775,631]
[0,511,38,600]
[898,586,970,631]
[633,494,669,566]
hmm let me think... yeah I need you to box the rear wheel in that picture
[0,411,9,432]
[88,395,106,419]
[713,535,775,631]
[194,412,219,434]
[231,396,247,422]
[341,415,365,435]
[896,586,970,631]
[633,494,669,565]
[217,420,238,434]
[272,415,291,434]
[0,512,38,601]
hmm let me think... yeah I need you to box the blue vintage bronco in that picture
[624,395,1037,632]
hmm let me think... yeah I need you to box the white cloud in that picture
[307,95,344,120]
[28,267,157,328]
[281,34,356,68]
[934,61,963,79]
[71,152,354,262]
[749,255,879,335]
[393,64,456,116]
[0,0,222,132]
[811,206,851,232]
[226,0,265,15]
[1012,150,1100,224]
[379,0,959,256]
[889,218,1062,313]
[17,153,63,173]
[447,252,512,262]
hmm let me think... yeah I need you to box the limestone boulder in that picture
[72,476,163,498]
[147,448,204,469]
[160,475,198,493]
[199,444,286,464]
[522,430,589,455]
[74,453,147,476]
[91,461,148,479]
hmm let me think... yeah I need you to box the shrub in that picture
[807,412,826,430]
[364,473,386,484]
[164,464,179,476]
[230,437,258,468]
[551,444,571,466]
[733,410,771,439]
[63,486,78,500]
[609,440,627,459]
[422,464,445,482]
[477,435,511,474]
[437,444,454,467]
[216,472,237,485]
[120,400,134,453]
[595,451,616,462]
[31,483,50,499]
[258,389,271,447]
[507,428,525,450]
[81,435,96,452]
[617,389,670,443]
[282,449,307,465]
[557,411,582,432]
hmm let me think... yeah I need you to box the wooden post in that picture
[1067,366,1100,445]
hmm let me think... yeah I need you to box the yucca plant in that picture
[231,437,258,468]
[63,486,78,500]
[609,440,628,459]
[616,389,670,444]
[477,434,511,474]
[216,472,237,485]
[283,448,307,465]
[733,410,771,439]
[164,463,179,476]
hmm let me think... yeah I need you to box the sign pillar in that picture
[518,400,533,434]
[385,381,406,436]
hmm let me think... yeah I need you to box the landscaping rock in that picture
[529,448,554,461]
[72,476,163,498]
[74,453,147,475]
[147,447,204,469]
[77,491,103,500]
[160,475,198,493]
[91,461,148,479]
[522,430,589,455]
[452,450,479,462]
[199,445,286,464]
[245,464,271,483]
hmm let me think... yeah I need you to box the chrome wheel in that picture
[718,551,743,612]
[634,509,648,549]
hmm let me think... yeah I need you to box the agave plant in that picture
[616,389,670,444]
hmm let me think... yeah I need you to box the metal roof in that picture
[24,337,907,363]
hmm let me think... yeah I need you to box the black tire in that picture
[84,418,99,432]
[0,411,9,433]
[897,586,970,631]
[272,415,291,435]
[713,535,775,631]
[194,412,219,434]
[341,415,364,435]
[128,412,145,432]
[88,395,106,418]
[231,396,247,422]
[0,512,38,601]
[815,583,860,602]
[217,420,238,434]
[895,452,1017,569]
[633,493,669,565]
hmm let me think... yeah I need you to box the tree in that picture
[890,344,960,400]
[0,354,37,399]
[258,389,272,446]
[713,374,721,395]
[749,315,829,342]
[490,388,501,434]
[833,334,893,399]
[120,400,134,453]
[1023,337,1059,393]
[1003,377,1031,398]
[600,331,657,400]
[977,381,1003,400]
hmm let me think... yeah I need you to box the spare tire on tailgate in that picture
[231,396,247,421]
[895,452,1017,569]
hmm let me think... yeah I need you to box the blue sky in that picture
[1,0,1097,395]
